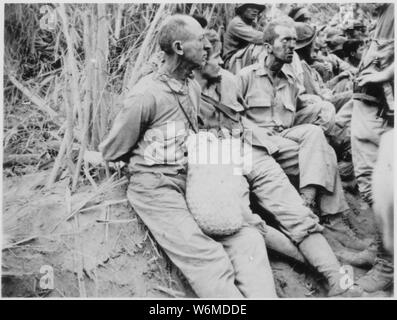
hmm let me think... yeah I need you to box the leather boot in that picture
[298,233,362,297]
[356,258,394,293]
[322,213,373,251]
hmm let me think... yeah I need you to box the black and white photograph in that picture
[1,1,394,299]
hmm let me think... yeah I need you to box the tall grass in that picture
[4,3,368,185]
[4,3,236,186]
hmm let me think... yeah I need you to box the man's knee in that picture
[298,123,327,141]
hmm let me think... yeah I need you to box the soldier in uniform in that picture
[194,29,363,297]
[223,3,266,71]
[236,19,371,254]
[99,14,277,298]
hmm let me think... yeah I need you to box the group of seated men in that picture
[99,3,394,298]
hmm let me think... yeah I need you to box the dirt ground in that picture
[1,169,393,298]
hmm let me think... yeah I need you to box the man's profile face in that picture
[354,43,365,61]
[181,19,211,69]
[201,44,223,81]
[271,25,297,64]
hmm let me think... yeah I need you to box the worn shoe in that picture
[356,258,394,293]
[345,207,377,238]
[298,233,362,297]
[329,284,363,298]
[362,290,391,297]
[335,247,377,268]
[322,213,373,251]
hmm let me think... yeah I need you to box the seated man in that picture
[223,3,266,73]
[99,15,276,298]
[323,28,358,77]
[294,23,352,115]
[194,29,362,297]
[236,19,371,252]
[329,39,366,96]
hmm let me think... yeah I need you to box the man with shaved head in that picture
[99,14,277,298]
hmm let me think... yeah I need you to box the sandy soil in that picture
[1,170,392,298]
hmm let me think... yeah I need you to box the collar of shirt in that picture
[252,52,296,84]
[204,77,245,113]
[156,71,190,95]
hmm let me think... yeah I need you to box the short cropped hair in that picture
[263,18,295,44]
[158,15,194,54]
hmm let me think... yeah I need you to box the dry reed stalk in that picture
[97,4,110,142]
[81,10,98,189]
[6,73,57,119]
[96,218,136,224]
[207,4,216,24]
[66,184,87,297]
[104,205,110,242]
[155,285,185,298]
[46,126,68,188]
[50,174,128,233]
[114,3,124,41]
[125,3,167,90]
[64,82,76,176]
[189,3,197,15]
[89,4,111,149]
[3,153,42,166]
[71,11,93,192]
[79,198,128,213]
[58,4,83,130]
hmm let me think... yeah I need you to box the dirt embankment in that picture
[1,170,392,298]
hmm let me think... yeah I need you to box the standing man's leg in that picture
[351,101,390,205]
[351,100,393,293]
